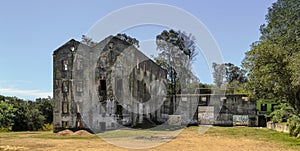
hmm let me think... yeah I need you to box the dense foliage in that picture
[155,29,199,94]
[212,62,248,93]
[0,95,53,131]
[241,0,299,136]
[242,0,300,110]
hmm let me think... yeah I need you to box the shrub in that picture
[39,123,53,131]
[288,115,300,137]
[0,126,12,132]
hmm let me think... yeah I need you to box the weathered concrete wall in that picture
[175,94,257,126]
[267,122,289,133]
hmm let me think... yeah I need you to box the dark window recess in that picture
[62,102,69,114]
[116,79,122,97]
[261,104,267,111]
[143,83,147,95]
[62,60,68,71]
[62,81,68,93]
[144,62,147,75]
[62,121,69,128]
[109,51,114,62]
[271,104,277,112]
[99,80,107,96]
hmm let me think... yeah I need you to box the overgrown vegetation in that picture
[241,0,300,137]
[0,95,53,132]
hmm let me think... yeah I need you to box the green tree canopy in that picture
[242,0,300,111]
[155,29,199,94]
[212,62,247,94]
[0,101,16,128]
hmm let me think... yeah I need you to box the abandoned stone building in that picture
[53,35,167,133]
[53,35,259,133]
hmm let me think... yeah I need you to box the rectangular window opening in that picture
[261,104,267,111]
[62,60,68,71]
[62,102,69,114]
[62,121,69,128]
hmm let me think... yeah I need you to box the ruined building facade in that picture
[53,36,167,133]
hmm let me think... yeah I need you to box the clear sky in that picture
[0,0,276,100]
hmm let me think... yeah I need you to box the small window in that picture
[137,80,140,96]
[108,42,114,49]
[76,104,80,113]
[99,80,107,97]
[261,104,267,111]
[76,59,83,70]
[116,79,122,97]
[62,81,68,93]
[62,102,69,114]
[100,80,106,91]
[137,59,140,69]
[271,104,277,112]
[62,60,68,71]
[143,83,147,96]
[76,81,83,93]
[62,121,69,128]
[109,51,114,62]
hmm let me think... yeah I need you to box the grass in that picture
[97,129,175,138]
[0,131,98,140]
[1,126,300,150]
[199,126,300,150]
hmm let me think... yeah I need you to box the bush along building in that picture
[53,35,168,133]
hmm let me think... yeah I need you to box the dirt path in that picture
[0,129,293,151]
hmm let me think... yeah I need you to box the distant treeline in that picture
[0,95,53,131]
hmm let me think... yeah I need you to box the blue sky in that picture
[0,0,276,100]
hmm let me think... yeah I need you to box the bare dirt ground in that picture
[0,128,294,151]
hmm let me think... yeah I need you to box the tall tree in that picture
[36,97,53,124]
[242,0,300,111]
[212,62,226,87]
[155,29,199,94]
[155,29,198,114]
[212,62,247,93]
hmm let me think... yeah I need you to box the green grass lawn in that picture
[198,126,300,150]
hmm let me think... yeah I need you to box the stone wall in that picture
[267,122,289,133]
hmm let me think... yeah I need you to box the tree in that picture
[0,101,16,129]
[212,62,247,93]
[242,0,300,111]
[81,35,97,47]
[212,62,226,87]
[36,97,53,124]
[155,29,199,94]
[10,99,29,131]
[155,29,199,114]
[115,33,139,48]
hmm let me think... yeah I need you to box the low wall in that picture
[267,122,289,133]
